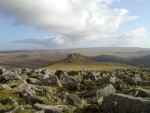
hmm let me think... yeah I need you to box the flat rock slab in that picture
[101,93,150,113]
[34,103,63,113]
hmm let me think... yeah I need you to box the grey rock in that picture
[0,71,19,83]
[41,75,57,86]
[59,75,80,90]
[126,87,150,97]
[101,93,150,113]
[17,84,43,105]
[109,76,118,84]
[26,78,40,85]
[0,67,6,75]
[34,103,63,113]
[62,93,82,107]
[97,84,116,97]
[83,72,96,81]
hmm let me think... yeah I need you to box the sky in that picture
[0,0,149,50]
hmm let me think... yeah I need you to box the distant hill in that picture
[95,54,150,67]
[0,47,150,68]
[129,55,150,67]
[95,55,127,64]
[66,47,150,58]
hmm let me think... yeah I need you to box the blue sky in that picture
[0,16,50,50]
[0,0,149,50]
[114,0,150,31]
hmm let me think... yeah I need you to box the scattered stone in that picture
[0,67,150,113]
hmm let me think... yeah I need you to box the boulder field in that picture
[0,67,150,113]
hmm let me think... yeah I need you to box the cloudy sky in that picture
[0,0,149,50]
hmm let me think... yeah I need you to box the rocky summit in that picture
[0,66,150,113]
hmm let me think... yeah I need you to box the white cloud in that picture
[123,27,150,47]
[52,36,65,45]
[75,27,150,48]
[0,0,148,48]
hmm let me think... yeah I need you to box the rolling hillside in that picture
[0,47,150,68]
[47,53,134,71]
[95,55,150,67]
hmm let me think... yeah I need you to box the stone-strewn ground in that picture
[0,66,150,113]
